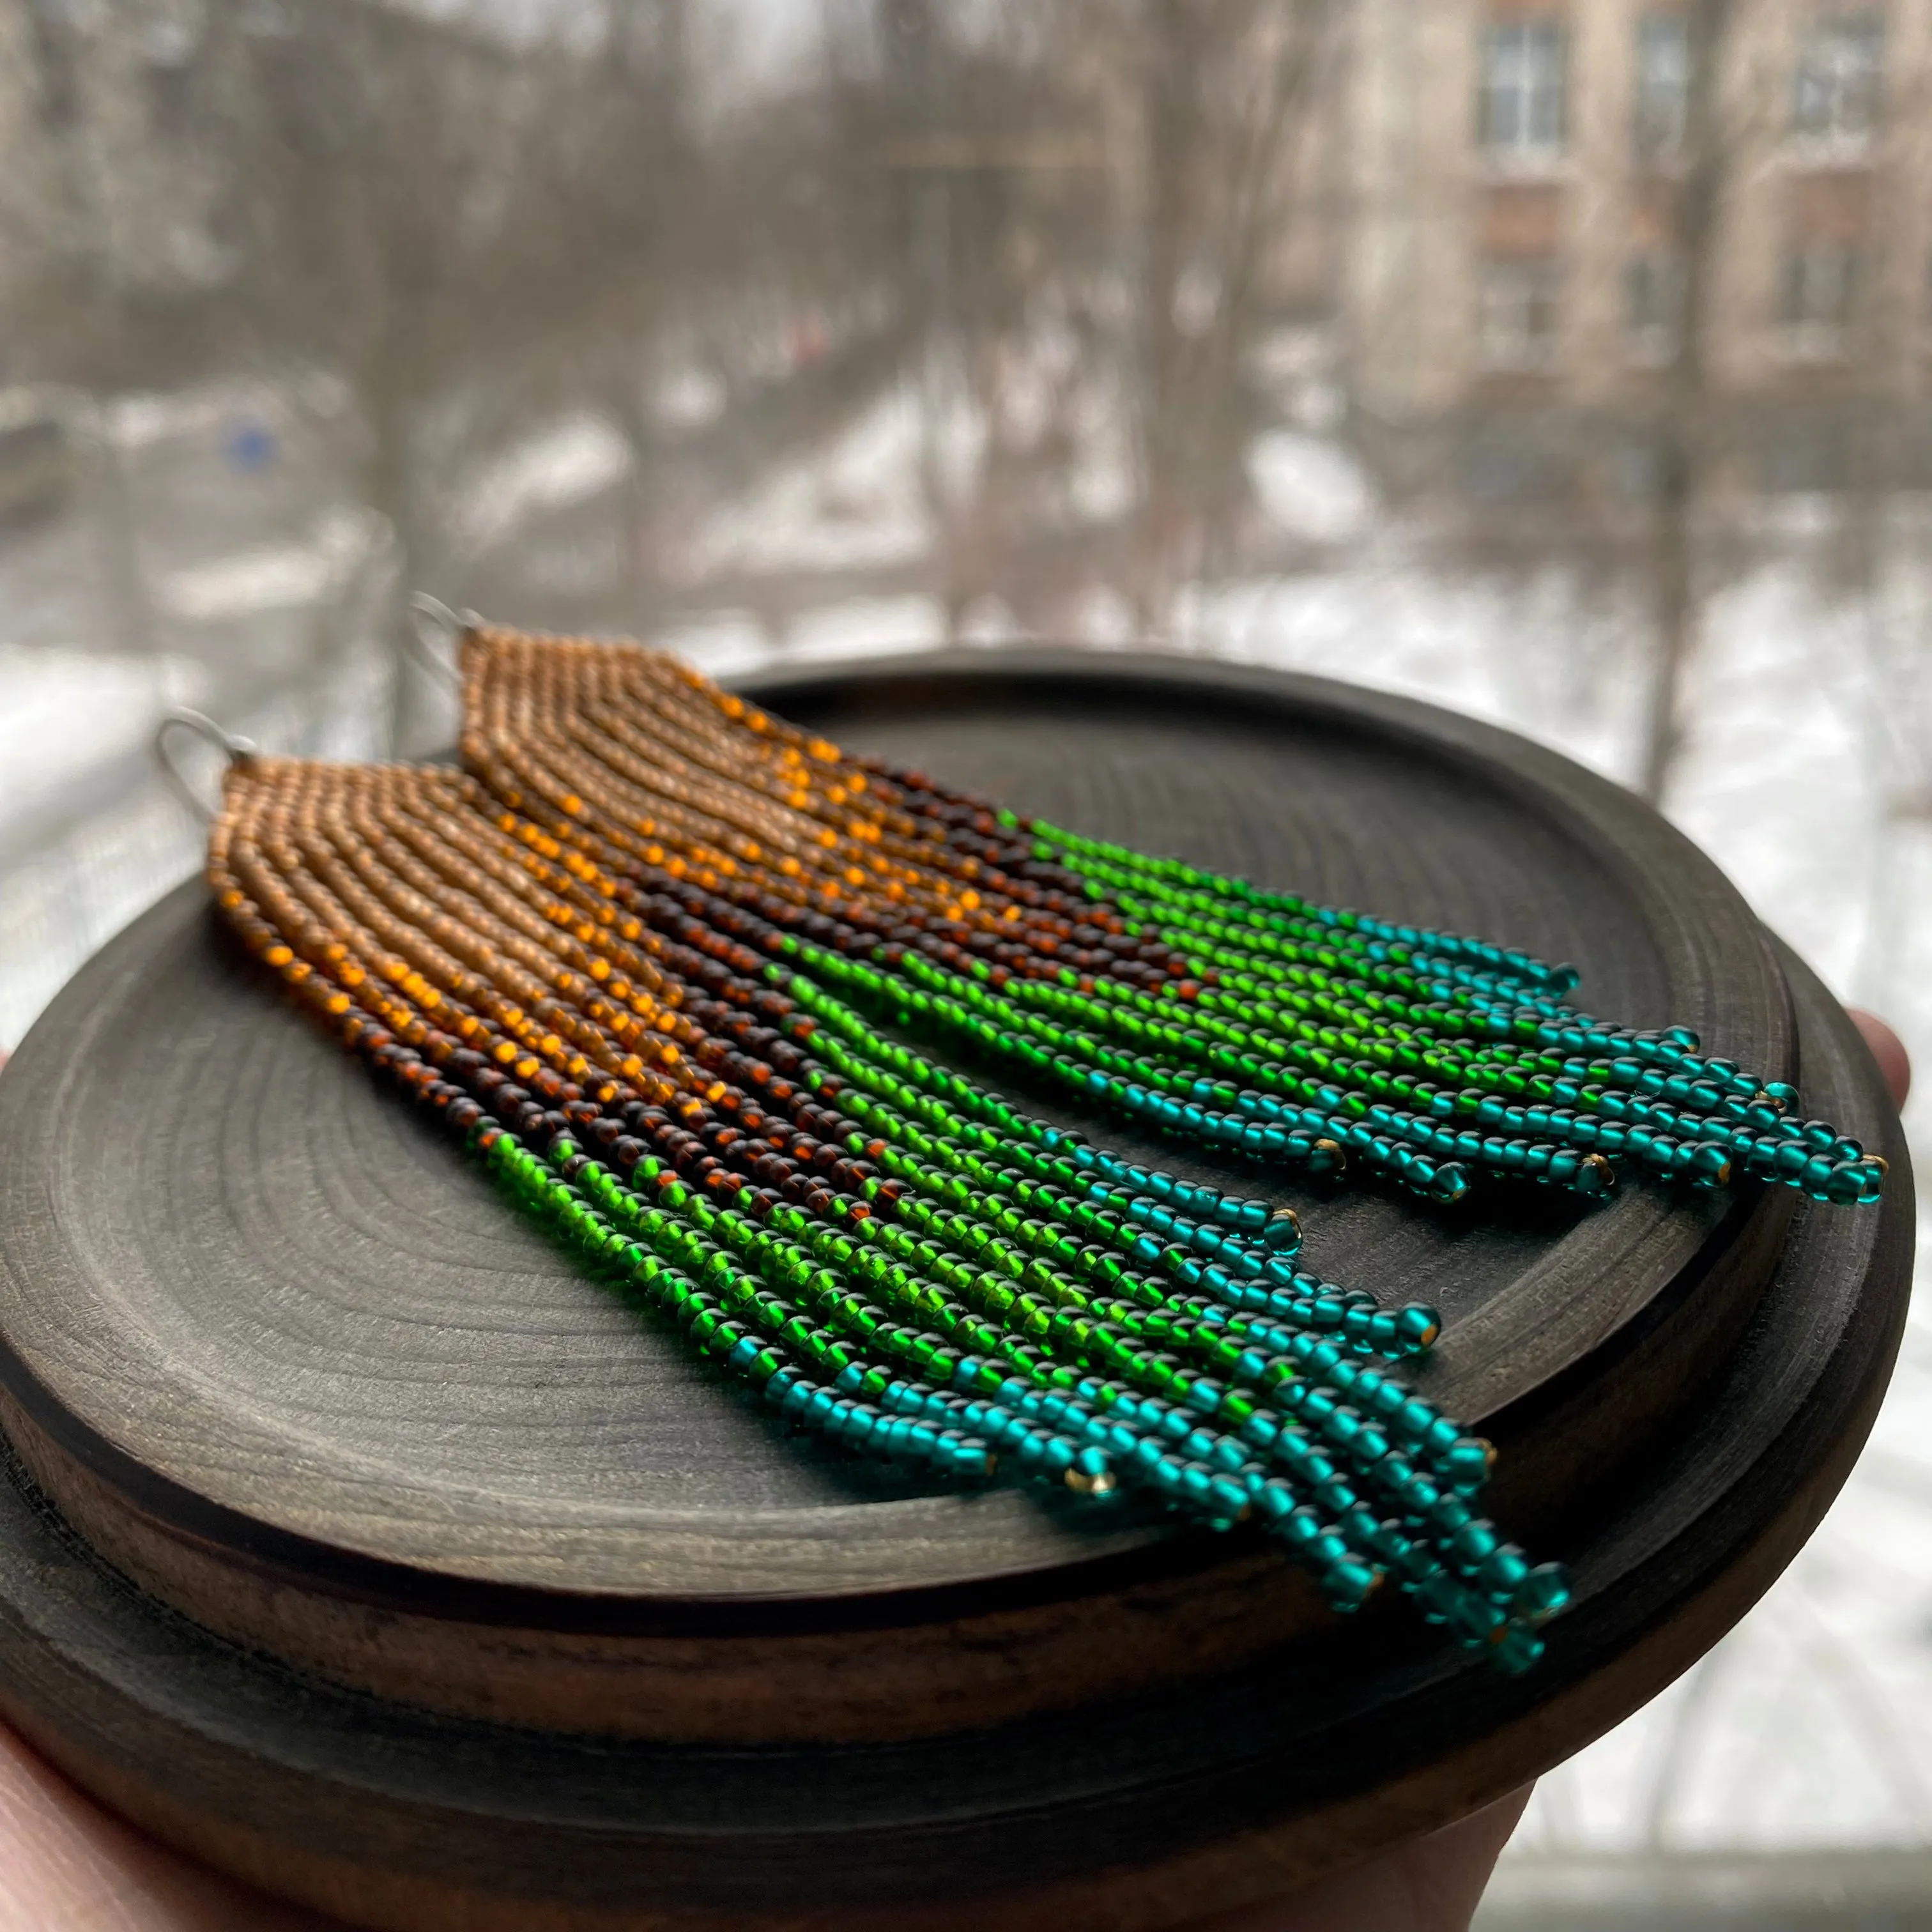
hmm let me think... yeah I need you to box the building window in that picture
[1781,243,1860,356]
[1634,15,1692,161]
[1625,252,1685,363]
[1478,20,1568,165]
[1791,12,1885,149]
[1478,259,1562,371]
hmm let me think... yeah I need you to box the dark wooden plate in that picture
[0,652,1910,1929]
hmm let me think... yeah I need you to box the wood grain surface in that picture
[0,654,1910,1928]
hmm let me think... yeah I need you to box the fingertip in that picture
[1848,1008,1911,1110]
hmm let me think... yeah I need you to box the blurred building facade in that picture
[1345,0,1932,505]
[8,2,1930,559]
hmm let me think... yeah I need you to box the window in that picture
[1611,438,1667,500]
[1781,243,1860,355]
[1478,259,1562,370]
[1792,12,1885,148]
[1625,252,1685,362]
[22,0,80,129]
[1478,20,1568,164]
[1634,15,1692,161]
[1462,438,1559,502]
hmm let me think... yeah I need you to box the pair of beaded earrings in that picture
[206,618,1885,1675]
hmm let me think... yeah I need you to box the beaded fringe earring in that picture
[204,618,1885,1675]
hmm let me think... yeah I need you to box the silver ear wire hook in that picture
[155,708,258,825]
[404,592,478,693]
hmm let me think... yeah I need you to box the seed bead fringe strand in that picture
[201,622,1886,1676]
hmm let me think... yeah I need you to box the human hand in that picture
[1178,1783,1536,1932]
[0,1736,1530,1932]
[0,1011,1910,1930]
[1849,1008,1912,1112]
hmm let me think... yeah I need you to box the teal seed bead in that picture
[1321,1556,1381,1610]
[1511,1562,1572,1625]
[1263,1209,1303,1253]
[1476,1543,1531,1600]
[1442,1438,1496,1492]
[1395,1305,1442,1349]
[1492,1625,1545,1673]
[1687,1141,1733,1184]
[1250,1477,1301,1524]
[1450,1595,1506,1646]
